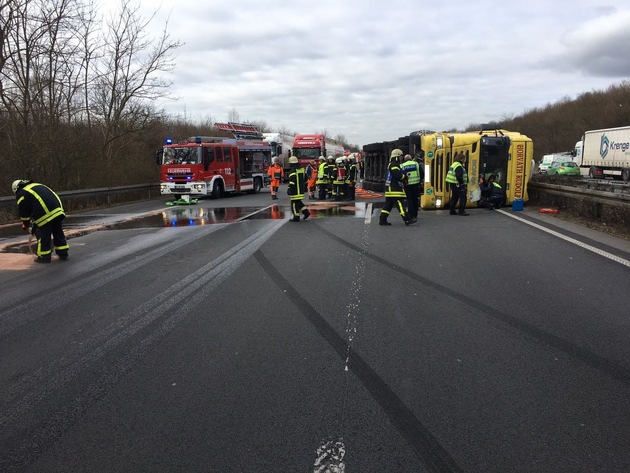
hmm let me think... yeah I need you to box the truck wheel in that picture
[622,168,630,182]
[252,177,262,194]
[588,167,597,179]
[211,182,222,199]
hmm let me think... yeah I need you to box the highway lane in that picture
[1,191,630,472]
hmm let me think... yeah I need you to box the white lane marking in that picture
[498,210,630,268]
[237,204,273,221]
[364,202,373,225]
[313,439,346,473]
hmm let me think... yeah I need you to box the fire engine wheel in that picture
[250,177,262,194]
[211,182,222,199]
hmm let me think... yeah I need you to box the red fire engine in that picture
[292,134,344,167]
[157,123,271,200]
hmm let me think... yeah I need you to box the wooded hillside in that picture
[1,0,628,195]
[470,81,630,165]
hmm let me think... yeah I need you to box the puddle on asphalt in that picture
[1,202,382,245]
[110,202,379,229]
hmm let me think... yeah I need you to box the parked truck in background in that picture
[292,134,344,167]
[262,132,295,179]
[573,126,630,181]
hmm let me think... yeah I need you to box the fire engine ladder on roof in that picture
[214,122,263,140]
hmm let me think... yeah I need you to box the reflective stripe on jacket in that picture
[316,162,328,184]
[288,167,306,200]
[401,160,420,185]
[384,162,406,198]
[16,183,65,226]
[445,161,468,185]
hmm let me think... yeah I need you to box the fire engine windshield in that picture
[163,147,201,165]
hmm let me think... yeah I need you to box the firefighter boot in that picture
[290,216,300,222]
[34,255,52,263]
[302,209,310,220]
[379,211,391,226]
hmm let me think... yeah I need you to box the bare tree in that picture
[0,0,90,182]
[90,0,181,173]
[227,107,240,123]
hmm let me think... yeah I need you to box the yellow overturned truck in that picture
[362,126,533,209]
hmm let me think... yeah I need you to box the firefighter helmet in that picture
[327,155,334,161]
[319,156,325,161]
[12,179,28,193]
[335,157,344,165]
[390,149,403,161]
[289,156,298,164]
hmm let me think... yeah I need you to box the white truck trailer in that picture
[573,126,630,181]
[262,132,295,178]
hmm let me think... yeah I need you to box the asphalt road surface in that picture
[1,189,630,472]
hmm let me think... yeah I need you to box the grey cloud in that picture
[545,8,630,78]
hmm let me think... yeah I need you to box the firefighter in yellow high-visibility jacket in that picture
[446,152,469,215]
[315,156,328,200]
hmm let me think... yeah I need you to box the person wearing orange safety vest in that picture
[306,159,318,200]
[446,152,469,215]
[267,158,284,200]
[379,149,410,226]
[287,156,311,222]
[12,179,69,263]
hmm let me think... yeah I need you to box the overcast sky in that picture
[133,0,630,147]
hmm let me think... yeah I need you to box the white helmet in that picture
[390,148,403,162]
[335,157,344,165]
[12,179,27,193]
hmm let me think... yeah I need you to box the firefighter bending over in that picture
[12,179,70,263]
